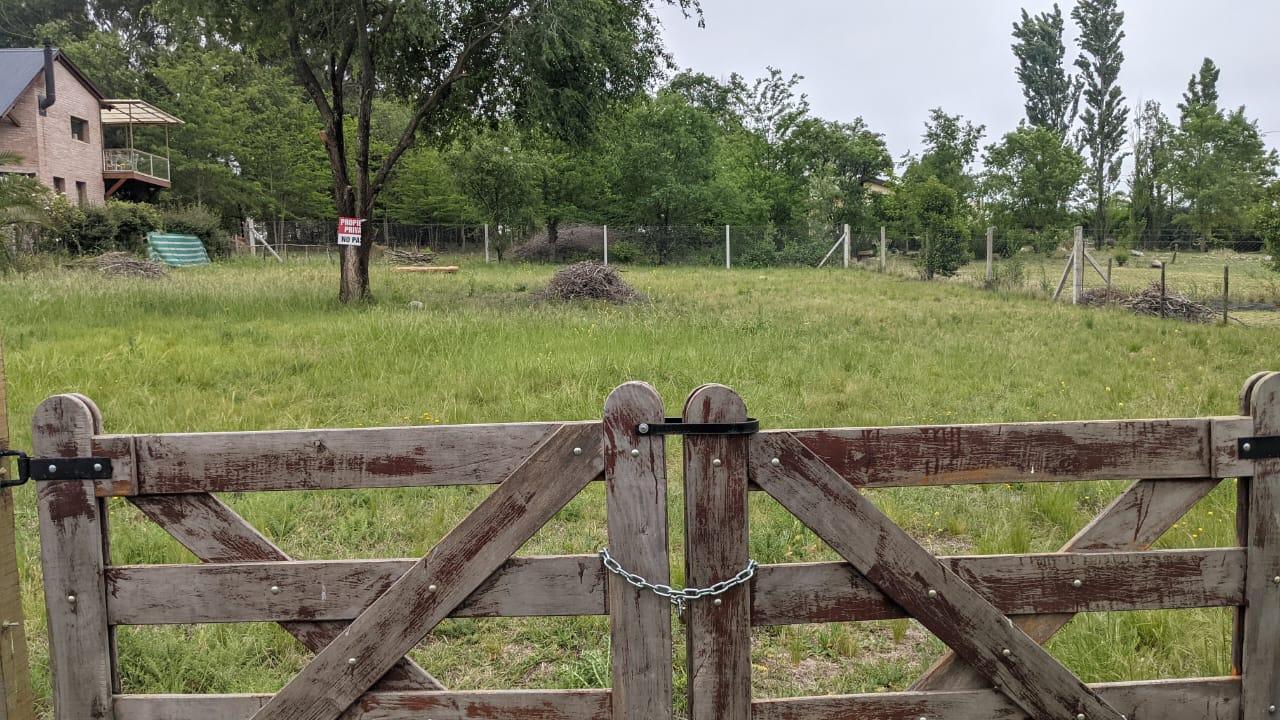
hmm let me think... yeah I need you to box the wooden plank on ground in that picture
[0,344,35,720]
[106,554,605,624]
[684,385,752,720]
[248,422,603,720]
[113,689,612,720]
[752,677,1239,720]
[603,382,672,720]
[33,395,113,719]
[1242,371,1280,717]
[128,421,578,494]
[780,417,1214,487]
[751,548,1242,625]
[911,476,1220,690]
[129,493,444,691]
[752,431,1125,720]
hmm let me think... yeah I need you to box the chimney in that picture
[38,41,56,115]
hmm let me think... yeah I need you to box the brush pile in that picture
[75,252,167,279]
[385,248,436,265]
[1080,282,1216,322]
[535,261,641,303]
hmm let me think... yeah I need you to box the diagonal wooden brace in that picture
[248,422,604,720]
[911,476,1220,690]
[130,493,445,691]
[752,431,1127,720]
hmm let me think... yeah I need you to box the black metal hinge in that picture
[0,450,114,490]
[1239,437,1280,461]
[637,417,760,437]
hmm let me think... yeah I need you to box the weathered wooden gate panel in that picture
[0,345,35,720]
[26,374,1277,719]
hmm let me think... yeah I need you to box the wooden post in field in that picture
[1106,257,1113,295]
[603,225,609,266]
[484,224,490,263]
[1072,226,1084,304]
[985,226,994,283]
[1160,263,1167,318]
[0,344,36,720]
[1224,265,1230,325]
[725,225,731,270]
[842,224,851,269]
[879,226,887,272]
[1242,372,1280,718]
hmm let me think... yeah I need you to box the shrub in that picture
[109,200,162,253]
[162,203,230,256]
[1113,247,1130,267]
[918,233,971,279]
[41,198,163,255]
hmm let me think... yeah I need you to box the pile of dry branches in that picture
[385,248,437,265]
[535,261,641,303]
[74,252,167,279]
[1080,282,1216,322]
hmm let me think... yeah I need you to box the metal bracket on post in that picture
[636,418,759,437]
[0,451,113,489]
[1239,437,1280,460]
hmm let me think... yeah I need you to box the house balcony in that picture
[103,148,170,185]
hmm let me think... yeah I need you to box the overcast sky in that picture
[656,1,1280,169]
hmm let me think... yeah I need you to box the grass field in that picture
[1,255,1276,715]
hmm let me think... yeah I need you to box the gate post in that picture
[603,383,673,720]
[682,385,751,720]
[33,395,113,719]
[1243,371,1280,718]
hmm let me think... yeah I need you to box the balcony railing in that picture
[103,148,170,182]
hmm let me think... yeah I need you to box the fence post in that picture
[33,395,114,719]
[1242,372,1280,718]
[1224,265,1230,325]
[1106,257,1113,295]
[725,225,731,270]
[603,225,609,266]
[484,223,490,263]
[1160,263,1167,318]
[985,226,994,283]
[683,384,751,720]
[1072,226,1084,304]
[603,383,673,720]
[0,345,35,720]
[842,223,851,269]
[879,226,887,272]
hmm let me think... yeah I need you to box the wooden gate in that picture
[29,373,1280,719]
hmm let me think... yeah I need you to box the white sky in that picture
[656,1,1280,167]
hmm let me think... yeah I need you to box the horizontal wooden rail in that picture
[751,548,1243,625]
[752,677,1237,720]
[782,416,1251,488]
[107,555,606,625]
[112,689,612,720]
[105,548,1241,627]
[83,416,1256,496]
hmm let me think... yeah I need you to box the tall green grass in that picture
[0,256,1272,714]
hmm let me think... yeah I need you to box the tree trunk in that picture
[547,217,559,245]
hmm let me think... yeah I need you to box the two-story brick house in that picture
[0,45,181,206]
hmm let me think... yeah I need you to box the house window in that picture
[53,176,65,194]
[76,181,87,206]
[70,116,88,142]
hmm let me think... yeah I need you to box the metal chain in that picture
[599,547,758,616]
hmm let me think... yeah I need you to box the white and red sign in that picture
[337,216,364,246]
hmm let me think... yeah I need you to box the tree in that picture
[891,175,970,279]
[168,0,698,302]
[914,108,985,199]
[1073,0,1128,247]
[451,128,540,258]
[1129,101,1175,245]
[1011,4,1079,136]
[983,125,1085,234]
[1179,58,1221,117]
[779,117,893,232]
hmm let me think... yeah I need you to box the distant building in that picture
[0,45,182,206]
[862,177,893,196]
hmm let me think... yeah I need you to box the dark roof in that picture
[0,48,104,119]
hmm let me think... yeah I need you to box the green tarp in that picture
[147,232,210,267]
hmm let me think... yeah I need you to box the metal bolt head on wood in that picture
[712,458,722,467]
[573,447,583,456]
[1244,442,1253,453]
[347,657,357,665]
[927,589,938,599]
[428,584,438,592]
[1002,648,1011,657]
[1073,579,1084,588]
[770,457,781,467]
[66,594,76,604]
[270,585,281,595]
[631,449,641,458]
[638,423,649,434]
